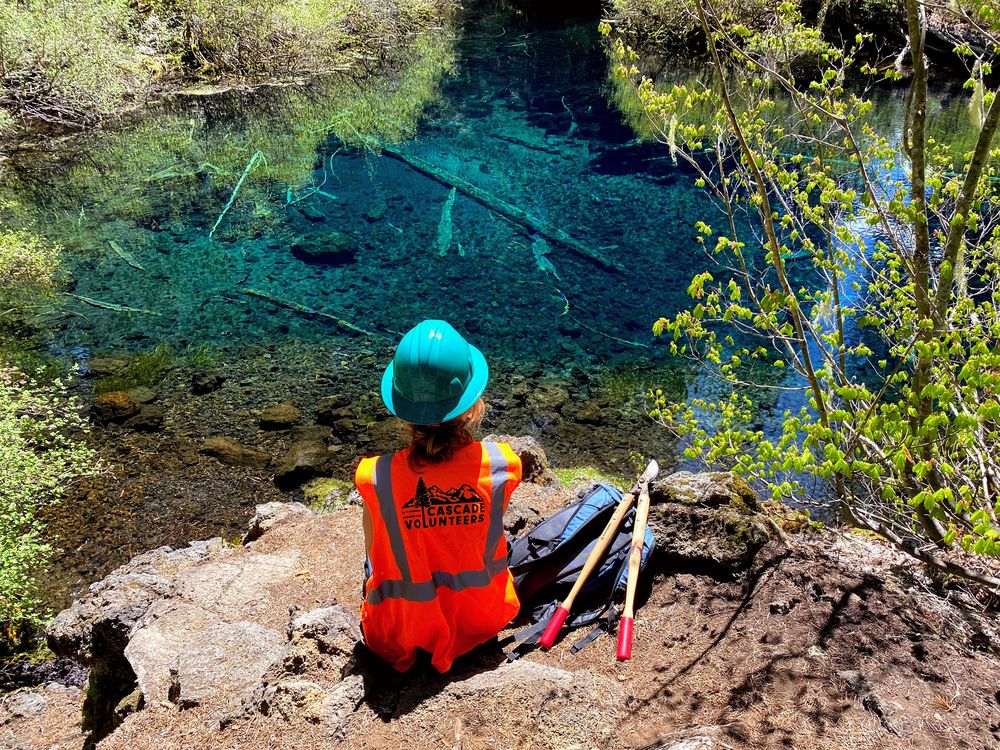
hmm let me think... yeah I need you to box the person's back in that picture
[356,440,520,672]
[355,320,521,673]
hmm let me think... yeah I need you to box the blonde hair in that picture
[407,399,485,470]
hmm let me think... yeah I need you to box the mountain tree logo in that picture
[401,478,487,530]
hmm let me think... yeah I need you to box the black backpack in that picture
[505,483,656,657]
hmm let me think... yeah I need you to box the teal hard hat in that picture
[381,320,489,425]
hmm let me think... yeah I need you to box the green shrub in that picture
[0,225,61,318]
[0,0,143,130]
[0,366,94,647]
[0,0,457,141]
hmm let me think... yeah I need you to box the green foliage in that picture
[94,344,174,393]
[610,2,1000,588]
[604,0,904,61]
[0,0,457,141]
[0,0,142,129]
[607,0,777,57]
[183,342,223,368]
[0,224,61,319]
[0,366,94,645]
[1,26,456,244]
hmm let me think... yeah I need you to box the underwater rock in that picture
[572,400,605,425]
[314,394,351,425]
[92,391,141,425]
[647,471,773,574]
[526,381,570,412]
[125,386,157,404]
[260,402,302,430]
[192,369,226,395]
[86,356,130,377]
[273,439,334,490]
[290,230,359,266]
[364,201,388,223]
[290,423,335,443]
[200,437,270,468]
[297,204,325,223]
[124,405,165,432]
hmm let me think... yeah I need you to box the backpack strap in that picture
[570,605,619,654]
[503,602,558,661]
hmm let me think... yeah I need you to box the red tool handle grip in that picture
[539,606,570,649]
[616,617,634,661]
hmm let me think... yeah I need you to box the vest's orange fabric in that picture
[355,440,521,673]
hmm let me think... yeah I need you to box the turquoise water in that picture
[3,5,751,375]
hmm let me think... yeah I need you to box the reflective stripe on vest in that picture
[365,442,510,606]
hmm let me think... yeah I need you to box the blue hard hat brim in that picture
[380,344,489,425]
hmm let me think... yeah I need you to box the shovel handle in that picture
[617,480,652,661]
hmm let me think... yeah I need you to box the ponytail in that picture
[407,399,485,470]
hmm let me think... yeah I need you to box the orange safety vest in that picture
[355,440,521,673]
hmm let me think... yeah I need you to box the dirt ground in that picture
[5,491,1000,750]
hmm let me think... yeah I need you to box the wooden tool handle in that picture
[617,484,651,661]
[563,492,636,611]
[539,490,637,650]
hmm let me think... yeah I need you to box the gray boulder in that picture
[47,539,227,741]
[47,539,226,663]
[242,502,313,544]
[123,551,302,709]
[250,605,364,725]
[167,621,287,709]
[647,471,774,573]
[484,434,557,485]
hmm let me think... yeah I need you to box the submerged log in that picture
[378,145,624,272]
[62,293,161,316]
[238,288,377,337]
[107,240,146,271]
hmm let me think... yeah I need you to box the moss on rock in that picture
[302,478,356,514]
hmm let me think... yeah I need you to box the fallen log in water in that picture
[238,288,377,337]
[62,293,161,316]
[107,240,146,271]
[377,145,624,272]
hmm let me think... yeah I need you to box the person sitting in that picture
[354,319,521,673]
